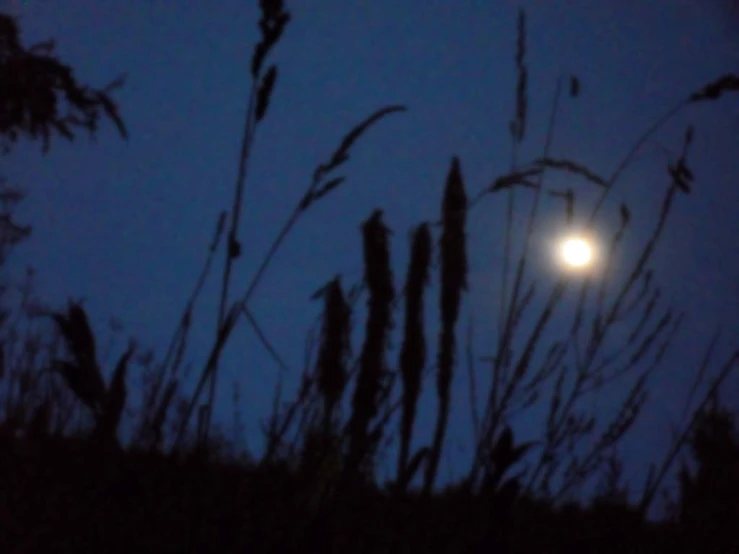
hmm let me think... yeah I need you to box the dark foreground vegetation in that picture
[1,407,738,553]
[1,2,738,552]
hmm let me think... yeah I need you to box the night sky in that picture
[5,1,739,517]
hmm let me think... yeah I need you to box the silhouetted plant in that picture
[0,179,31,268]
[344,209,395,482]
[45,299,135,447]
[3,2,739,553]
[674,397,739,553]
[396,223,432,491]
[424,156,468,494]
[248,5,739,550]
[0,13,127,154]
[315,276,351,437]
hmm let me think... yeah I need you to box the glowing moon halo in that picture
[559,237,593,268]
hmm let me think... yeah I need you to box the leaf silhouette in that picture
[251,42,269,78]
[50,299,96,365]
[620,203,631,227]
[51,120,74,141]
[400,447,430,489]
[487,426,537,490]
[97,91,128,139]
[535,157,607,188]
[255,65,278,122]
[105,342,135,435]
[53,359,103,415]
[150,380,178,448]
[48,300,107,416]
[570,74,580,98]
[301,176,347,210]
[315,105,407,181]
[488,168,542,193]
[494,426,514,464]
[688,73,739,103]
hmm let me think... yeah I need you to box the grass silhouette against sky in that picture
[5,1,739,516]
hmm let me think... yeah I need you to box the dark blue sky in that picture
[5,1,739,515]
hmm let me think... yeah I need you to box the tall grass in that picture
[2,2,739,552]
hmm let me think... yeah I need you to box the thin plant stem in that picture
[471,76,564,484]
[587,101,686,226]
[204,84,258,444]
[638,349,739,514]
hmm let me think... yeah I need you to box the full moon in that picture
[560,237,593,268]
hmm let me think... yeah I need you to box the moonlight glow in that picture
[560,237,593,268]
